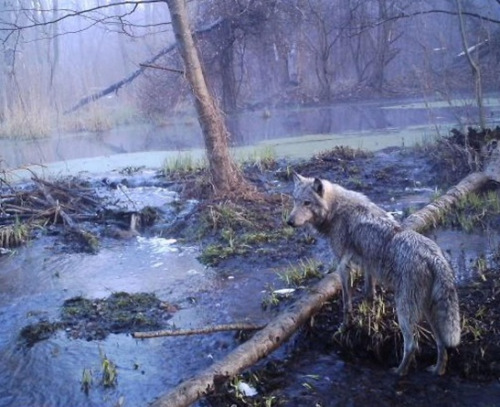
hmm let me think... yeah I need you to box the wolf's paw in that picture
[390,366,408,376]
[426,364,446,376]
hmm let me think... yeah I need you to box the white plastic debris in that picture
[273,288,296,296]
[237,382,258,397]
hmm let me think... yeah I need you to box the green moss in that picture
[442,190,500,231]
[279,258,323,287]
[20,292,173,346]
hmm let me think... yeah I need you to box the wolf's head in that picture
[286,172,331,230]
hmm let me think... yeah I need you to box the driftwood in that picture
[35,179,76,228]
[32,175,100,253]
[0,174,103,251]
[151,144,500,407]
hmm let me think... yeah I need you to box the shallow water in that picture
[0,171,271,406]
[0,230,280,406]
[432,228,500,283]
[0,237,211,406]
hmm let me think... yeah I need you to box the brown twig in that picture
[133,323,266,339]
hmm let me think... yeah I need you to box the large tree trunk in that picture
[166,0,253,197]
[151,146,500,407]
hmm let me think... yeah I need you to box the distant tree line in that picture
[139,0,500,116]
[0,0,499,127]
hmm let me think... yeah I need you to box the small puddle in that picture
[432,228,500,283]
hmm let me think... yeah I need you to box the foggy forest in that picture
[0,0,499,140]
[3,2,500,407]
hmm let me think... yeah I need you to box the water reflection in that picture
[2,97,496,170]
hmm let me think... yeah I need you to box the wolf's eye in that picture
[303,200,312,207]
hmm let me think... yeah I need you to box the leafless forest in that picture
[0,0,499,137]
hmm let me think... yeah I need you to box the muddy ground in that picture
[163,136,500,406]
[6,128,500,406]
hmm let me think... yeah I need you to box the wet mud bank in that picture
[161,139,500,405]
[2,129,500,406]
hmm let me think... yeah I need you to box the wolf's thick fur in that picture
[287,173,461,376]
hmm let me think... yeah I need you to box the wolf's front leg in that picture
[363,271,375,302]
[337,253,354,328]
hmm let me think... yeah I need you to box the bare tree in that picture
[302,0,344,101]
[0,1,254,196]
[165,0,254,196]
[456,0,486,128]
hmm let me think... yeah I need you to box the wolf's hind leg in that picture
[426,345,448,376]
[392,308,417,376]
[425,314,449,375]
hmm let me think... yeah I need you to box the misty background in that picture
[0,0,499,145]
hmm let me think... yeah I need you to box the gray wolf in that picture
[286,172,461,376]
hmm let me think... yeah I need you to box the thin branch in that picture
[0,1,165,32]
[139,63,184,74]
[350,8,500,37]
[133,323,266,339]
[456,0,485,129]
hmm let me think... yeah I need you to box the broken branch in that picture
[133,323,265,339]
[139,63,184,74]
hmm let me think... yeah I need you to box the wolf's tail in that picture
[429,256,461,347]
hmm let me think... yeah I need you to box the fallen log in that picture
[403,143,500,232]
[402,172,490,232]
[151,142,500,407]
[151,272,342,407]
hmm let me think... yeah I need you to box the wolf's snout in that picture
[286,217,296,227]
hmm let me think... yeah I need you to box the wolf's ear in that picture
[313,178,324,197]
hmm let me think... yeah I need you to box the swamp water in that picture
[0,173,499,406]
